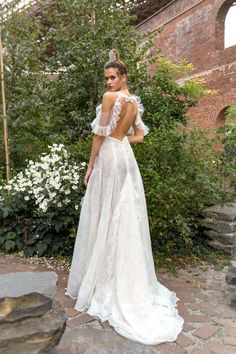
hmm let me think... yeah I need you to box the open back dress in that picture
[66,91,184,345]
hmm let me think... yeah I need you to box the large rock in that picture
[0,272,66,354]
[0,301,66,354]
[202,203,236,222]
[208,241,236,256]
[53,327,158,354]
[0,292,52,322]
[200,219,236,233]
[203,230,236,245]
[200,203,236,255]
[0,271,58,299]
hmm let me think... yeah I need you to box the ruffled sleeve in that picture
[127,95,149,136]
[90,101,120,136]
[91,93,149,136]
[91,93,125,136]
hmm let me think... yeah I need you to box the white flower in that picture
[75,204,79,210]
[2,143,84,213]
[39,200,48,212]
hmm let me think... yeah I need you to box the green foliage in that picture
[0,1,51,169]
[0,0,151,173]
[137,57,215,130]
[216,104,236,194]
[133,126,231,254]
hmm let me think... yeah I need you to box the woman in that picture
[66,49,184,345]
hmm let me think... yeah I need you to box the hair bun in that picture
[108,49,120,62]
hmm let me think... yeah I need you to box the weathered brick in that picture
[193,324,220,339]
[191,350,210,354]
[175,334,193,347]
[224,336,236,346]
[224,327,236,337]
[207,341,236,354]
[65,308,79,318]
[101,321,113,330]
[137,0,236,131]
[152,342,187,354]
[183,323,194,332]
[66,313,95,327]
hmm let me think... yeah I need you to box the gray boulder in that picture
[0,271,66,354]
[200,203,236,255]
[202,203,236,222]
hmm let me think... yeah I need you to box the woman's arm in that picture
[128,124,144,144]
[84,135,104,186]
[84,92,116,186]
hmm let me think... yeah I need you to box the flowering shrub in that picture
[0,144,86,256]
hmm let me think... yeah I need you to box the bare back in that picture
[110,100,137,141]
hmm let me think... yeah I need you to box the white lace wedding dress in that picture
[66,92,184,345]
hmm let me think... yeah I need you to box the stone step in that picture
[0,272,65,354]
[52,326,158,354]
[0,301,66,353]
[0,292,52,322]
[208,240,236,255]
[0,272,58,299]
[202,203,236,221]
[203,230,236,245]
[200,219,236,233]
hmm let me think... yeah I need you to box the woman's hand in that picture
[84,166,93,187]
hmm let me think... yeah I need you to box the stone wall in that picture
[137,0,236,130]
[200,203,236,255]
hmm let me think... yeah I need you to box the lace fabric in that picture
[91,92,149,136]
[66,131,184,344]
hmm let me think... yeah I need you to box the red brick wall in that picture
[137,0,236,130]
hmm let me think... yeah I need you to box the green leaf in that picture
[4,240,16,251]
[5,231,16,240]
[36,241,48,256]
[2,207,11,219]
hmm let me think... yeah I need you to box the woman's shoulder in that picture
[117,91,141,104]
[100,92,117,111]
[102,91,117,102]
[99,91,142,111]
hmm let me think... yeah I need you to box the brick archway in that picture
[216,106,229,126]
[216,0,236,50]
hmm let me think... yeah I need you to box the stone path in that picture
[0,253,236,354]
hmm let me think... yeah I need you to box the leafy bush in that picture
[133,126,231,255]
[0,0,151,171]
[0,144,86,256]
[216,104,236,194]
[138,57,215,130]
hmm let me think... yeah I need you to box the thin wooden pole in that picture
[0,25,10,182]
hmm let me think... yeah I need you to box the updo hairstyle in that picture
[104,49,127,77]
